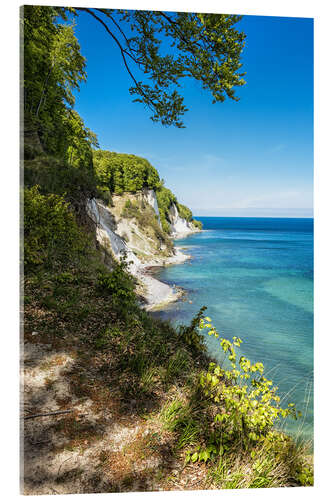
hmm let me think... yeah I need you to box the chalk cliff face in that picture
[87,198,141,273]
[168,203,201,239]
[145,189,161,227]
[87,192,197,311]
[87,189,200,272]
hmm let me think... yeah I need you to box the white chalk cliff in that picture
[87,190,200,310]
[168,203,200,239]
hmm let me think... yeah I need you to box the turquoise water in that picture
[153,217,314,442]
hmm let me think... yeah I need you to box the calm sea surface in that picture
[153,217,314,441]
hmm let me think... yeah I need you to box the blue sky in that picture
[71,11,313,217]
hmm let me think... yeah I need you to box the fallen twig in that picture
[23,410,73,420]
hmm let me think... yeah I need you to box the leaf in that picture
[191,452,198,463]
[199,450,210,462]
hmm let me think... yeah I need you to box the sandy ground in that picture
[21,343,166,494]
[21,337,207,494]
[136,248,190,311]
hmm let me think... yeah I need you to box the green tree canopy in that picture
[23,5,97,161]
[93,150,161,195]
[69,7,246,127]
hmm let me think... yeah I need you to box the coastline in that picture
[88,197,200,311]
[136,247,191,311]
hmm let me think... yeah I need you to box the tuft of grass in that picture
[177,420,201,450]
[207,436,313,489]
[163,349,190,385]
[159,398,190,432]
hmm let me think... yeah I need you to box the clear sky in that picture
[71,10,313,217]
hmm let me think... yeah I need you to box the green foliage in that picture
[23,6,93,156]
[73,8,246,127]
[159,399,190,432]
[24,154,97,208]
[177,202,202,230]
[178,306,207,353]
[186,316,302,463]
[296,465,314,486]
[24,186,87,270]
[155,186,177,234]
[177,203,192,222]
[94,326,124,349]
[165,350,190,382]
[155,187,202,233]
[93,150,161,196]
[96,254,137,316]
[54,271,77,285]
[23,5,99,213]
[192,219,203,230]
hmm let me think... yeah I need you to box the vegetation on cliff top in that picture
[93,149,203,233]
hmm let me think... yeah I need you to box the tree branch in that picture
[76,8,155,112]
[97,9,142,61]
[159,11,202,51]
[76,8,140,66]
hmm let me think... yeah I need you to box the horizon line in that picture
[193,215,314,219]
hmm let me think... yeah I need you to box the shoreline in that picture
[136,246,191,311]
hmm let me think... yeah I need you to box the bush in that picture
[186,316,301,464]
[96,255,137,316]
[93,150,161,195]
[178,307,207,353]
[177,203,193,222]
[24,186,88,270]
[192,219,203,230]
[24,155,97,208]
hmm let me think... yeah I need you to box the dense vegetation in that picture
[22,5,312,493]
[93,149,202,233]
[93,150,161,195]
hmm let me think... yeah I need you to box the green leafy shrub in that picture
[187,316,301,463]
[96,255,137,315]
[94,326,125,349]
[177,203,193,222]
[297,465,314,486]
[155,186,177,234]
[192,219,203,230]
[24,185,87,270]
[24,155,97,207]
[54,271,77,284]
[178,306,207,353]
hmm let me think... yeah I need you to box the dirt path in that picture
[22,339,208,494]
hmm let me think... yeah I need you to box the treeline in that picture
[23,5,98,169]
[93,150,202,233]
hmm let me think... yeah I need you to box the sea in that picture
[153,217,314,442]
